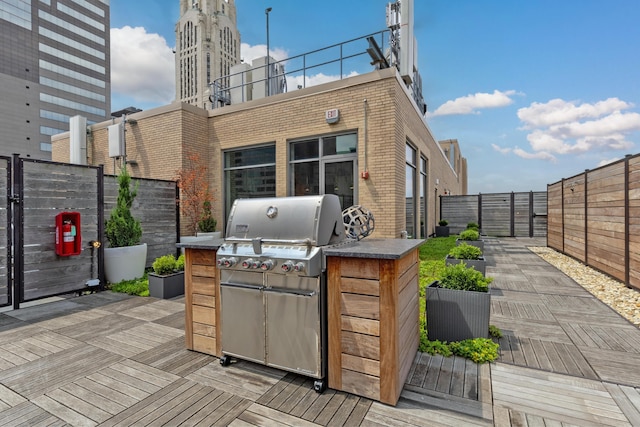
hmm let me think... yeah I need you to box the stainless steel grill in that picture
[216,195,348,392]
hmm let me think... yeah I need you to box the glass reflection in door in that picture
[324,161,354,209]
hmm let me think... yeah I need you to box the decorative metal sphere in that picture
[342,205,375,240]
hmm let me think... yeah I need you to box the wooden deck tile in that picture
[580,347,640,386]
[235,402,321,426]
[0,345,123,400]
[492,363,630,426]
[363,398,491,426]
[0,401,65,427]
[88,322,183,358]
[119,299,184,322]
[199,393,252,427]
[187,359,285,401]
[603,383,640,426]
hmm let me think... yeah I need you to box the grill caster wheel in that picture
[313,380,326,393]
[220,355,231,366]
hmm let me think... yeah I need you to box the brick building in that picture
[52,67,466,239]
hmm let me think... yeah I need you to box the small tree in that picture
[175,151,212,235]
[198,198,217,232]
[105,167,142,248]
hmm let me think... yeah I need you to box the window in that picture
[223,145,276,218]
[0,0,31,29]
[420,156,428,238]
[405,143,417,238]
[289,133,357,209]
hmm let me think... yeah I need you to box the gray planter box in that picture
[426,281,490,342]
[435,226,450,237]
[456,239,484,252]
[148,271,185,299]
[445,255,486,276]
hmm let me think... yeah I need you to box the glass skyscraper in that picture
[0,0,110,158]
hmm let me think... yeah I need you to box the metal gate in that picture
[0,155,103,309]
[0,155,179,310]
[441,191,547,237]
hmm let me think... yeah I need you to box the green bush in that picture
[450,338,499,363]
[152,254,177,275]
[176,254,185,271]
[105,167,142,248]
[439,262,492,292]
[198,200,217,232]
[109,274,149,296]
[489,324,503,338]
[466,222,479,230]
[459,229,480,241]
[448,243,482,260]
[438,219,448,226]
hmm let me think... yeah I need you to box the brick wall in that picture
[52,69,464,239]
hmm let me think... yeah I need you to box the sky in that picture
[109,0,640,194]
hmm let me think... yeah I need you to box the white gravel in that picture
[529,246,640,327]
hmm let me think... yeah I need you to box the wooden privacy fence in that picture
[0,155,178,309]
[547,154,640,291]
[440,191,547,237]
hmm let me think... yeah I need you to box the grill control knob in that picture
[241,258,254,269]
[294,262,306,273]
[281,261,295,272]
[223,257,237,268]
[217,258,225,267]
[260,260,274,271]
[251,260,261,269]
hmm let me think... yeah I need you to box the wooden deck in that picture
[0,237,639,426]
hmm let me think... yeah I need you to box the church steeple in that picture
[175,0,241,109]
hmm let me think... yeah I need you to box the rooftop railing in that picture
[211,29,391,108]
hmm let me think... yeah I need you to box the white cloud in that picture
[240,43,288,64]
[491,144,511,154]
[428,90,518,117]
[111,26,175,105]
[512,147,557,162]
[517,97,633,129]
[518,98,640,156]
[598,157,621,167]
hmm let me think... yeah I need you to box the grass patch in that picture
[108,272,149,297]
[418,236,500,363]
[419,235,457,261]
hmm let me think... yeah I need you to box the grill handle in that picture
[220,282,264,291]
[225,237,315,251]
[263,287,317,297]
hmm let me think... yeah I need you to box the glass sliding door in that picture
[289,133,357,209]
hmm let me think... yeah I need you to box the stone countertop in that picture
[324,238,424,259]
[176,238,224,250]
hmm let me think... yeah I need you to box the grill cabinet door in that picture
[220,271,265,364]
[265,275,322,378]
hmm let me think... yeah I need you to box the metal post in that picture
[265,7,272,97]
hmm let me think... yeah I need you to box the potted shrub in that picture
[197,199,221,239]
[446,243,486,276]
[435,219,450,237]
[148,254,185,299]
[456,228,484,252]
[104,167,147,283]
[426,262,493,342]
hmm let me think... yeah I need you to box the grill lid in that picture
[225,195,346,246]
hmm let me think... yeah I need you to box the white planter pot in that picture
[104,243,147,284]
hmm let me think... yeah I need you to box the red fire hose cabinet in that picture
[55,212,81,256]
